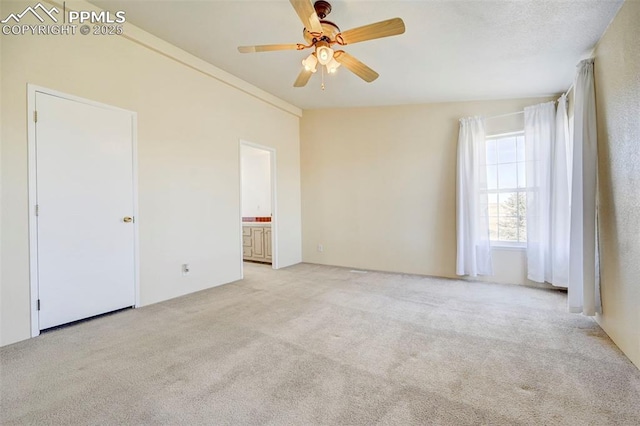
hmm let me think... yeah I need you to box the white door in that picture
[36,92,136,330]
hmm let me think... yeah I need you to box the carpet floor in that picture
[1,262,639,425]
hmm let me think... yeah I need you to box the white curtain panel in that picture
[550,95,572,287]
[568,59,601,315]
[524,102,555,283]
[456,117,493,277]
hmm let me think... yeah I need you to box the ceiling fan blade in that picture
[293,68,314,87]
[289,0,323,34]
[238,44,301,53]
[333,51,379,83]
[337,18,405,45]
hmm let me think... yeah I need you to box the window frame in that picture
[484,131,528,249]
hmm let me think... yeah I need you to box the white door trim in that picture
[238,140,279,278]
[27,84,140,338]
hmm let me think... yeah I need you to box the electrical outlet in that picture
[317,244,324,252]
[181,264,190,276]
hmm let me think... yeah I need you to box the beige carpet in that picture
[1,262,639,425]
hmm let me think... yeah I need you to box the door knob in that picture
[123,216,133,223]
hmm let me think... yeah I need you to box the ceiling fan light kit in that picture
[238,0,405,88]
[326,57,341,74]
[316,45,334,65]
[302,53,318,73]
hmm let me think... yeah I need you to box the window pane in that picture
[486,139,497,165]
[516,192,527,218]
[487,165,498,190]
[519,216,527,242]
[485,134,525,244]
[487,193,498,216]
[517,136,525,162]
[489,217,498,240]
[498,192,521,242]
[499,192,519,217]
[498,216,518,241]
[498,163,517,188]
[497,137,517,163]
[479,194,488,217]
[517,162,526,188]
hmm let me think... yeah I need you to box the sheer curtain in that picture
[550,95,571,287]
[524,102,555,283]
[569,59,601,315]
[524,99,573,287]
[456,117,492,277]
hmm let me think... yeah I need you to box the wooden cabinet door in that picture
[242,225,271,264]
[251,228,264,259]
[242,226,252,260]
[264,228,272,261]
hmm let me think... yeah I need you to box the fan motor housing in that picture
[303,20,340,44]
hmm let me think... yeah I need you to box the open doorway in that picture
[239,141,277,273]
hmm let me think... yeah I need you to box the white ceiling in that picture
[90,0,623,110]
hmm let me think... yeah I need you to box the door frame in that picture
[27,84,140,338]
[238,140,278,277]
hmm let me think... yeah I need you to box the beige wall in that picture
[0,1,302,346]
[301,97,554,286]
[0,0,4,343]
[593,0,640,368]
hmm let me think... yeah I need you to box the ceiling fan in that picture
[238,0,405,88]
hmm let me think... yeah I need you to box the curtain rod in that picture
[485,110,524,120]
[486,93,569,120]
[564,83,574,97]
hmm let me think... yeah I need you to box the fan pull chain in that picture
[321,66,325,91]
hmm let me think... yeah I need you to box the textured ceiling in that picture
[90,0,623,110]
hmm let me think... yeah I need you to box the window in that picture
[485,133,527,246]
